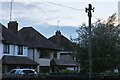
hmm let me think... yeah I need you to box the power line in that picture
[44,1,84,12]
[93,16,100,21]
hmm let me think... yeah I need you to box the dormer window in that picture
[18,46,23,55]
[3,43,9,54]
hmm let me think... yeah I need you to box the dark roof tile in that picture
[18,27,57,49]
[49,31,75,51]
[2,55,39,65]
[51,58,78,67]
[0,23,26,45]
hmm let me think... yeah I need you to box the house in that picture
[49,30,79,72]
[18,27,58,73]
[0,21,38,73]
[0,21,79,73]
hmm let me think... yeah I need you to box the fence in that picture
[2,73,120,80]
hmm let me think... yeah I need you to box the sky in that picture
[0,0,120,39]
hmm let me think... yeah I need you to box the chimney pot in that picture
[55,30,61,36]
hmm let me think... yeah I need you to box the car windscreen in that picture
[9,70,21,74]
[9,70,16,73]
[15,70,21,74]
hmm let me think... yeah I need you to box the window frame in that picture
[18,45,23,55]
[3,43,9,54]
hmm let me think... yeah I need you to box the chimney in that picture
[8,21,18,34]
[55,30,61,48]
[55,30,61,36]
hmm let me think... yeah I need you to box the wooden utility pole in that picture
[85,4,94,80]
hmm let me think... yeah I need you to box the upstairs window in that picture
[18,46,23,55]
[3,43,9,54]
[39,49,50,59]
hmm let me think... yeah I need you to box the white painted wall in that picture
[0,25,2,41]
[67,67,74,70]
[60,54,72,60]
[28,48,34,60]
[15,46,28,56]
[38,58,50,66]
[23,46,28,56]
[35,49,51,66]
[28,48,53,66]
[3,44,28,57]
[57,52,60,59]
[10,45,15,55]
[5,45,15,56]
[0,32,2,78]
[58,51,74,60]
[0,41,3,59]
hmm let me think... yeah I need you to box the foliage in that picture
[74,13,120,73]
[59,70,78,74]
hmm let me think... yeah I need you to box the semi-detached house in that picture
[0,21,38,73]
[0,21,78,73]
[49,30,79,72]
[18,27,58,73]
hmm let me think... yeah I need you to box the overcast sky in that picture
[1,0,120,39]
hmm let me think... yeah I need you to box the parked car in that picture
[8,69,38,75]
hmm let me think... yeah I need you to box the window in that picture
[39,49,50,58]
[18,46,23,55]
[3,43,9,54]
[53,52,57,58]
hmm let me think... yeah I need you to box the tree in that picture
[74,13,120,73]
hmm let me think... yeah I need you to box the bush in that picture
[59,70,78,74]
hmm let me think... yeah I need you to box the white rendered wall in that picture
[28,49,51,66]
[10,45,15,55]
[57,52,60,59]
[15,45,28,56]
[0,41,3,59]
[3,44,28,57]
[35,49,51,66]
[28,48,34,60]
[23,46,28,56]
[38,59,50,66]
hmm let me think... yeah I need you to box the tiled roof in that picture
[2,55,39,65]
[18,27,57,49]
[49,31,75,51]
[0,23,25,45]
[50,58,78,67]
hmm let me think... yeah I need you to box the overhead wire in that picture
[39,1,120,26]
[42,0,84,12]
[41,1,106,25]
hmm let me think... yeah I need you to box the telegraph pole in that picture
[85,4,94,80]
